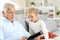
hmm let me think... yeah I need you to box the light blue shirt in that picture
[0,17,30,40]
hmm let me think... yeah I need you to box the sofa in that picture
[15,14,60,37]
[39,14,60,37]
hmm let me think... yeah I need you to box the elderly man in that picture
[0,3,30,40]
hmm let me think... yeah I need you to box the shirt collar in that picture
[2,16,14,23]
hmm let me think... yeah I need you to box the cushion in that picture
[45,19,58,32]
[38,14,47,21]
[48,32,57,39]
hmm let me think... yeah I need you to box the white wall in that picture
[11,0,60,10]
[11,0,25,10]
[48,0,60,10]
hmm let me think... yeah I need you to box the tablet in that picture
[27,31,43,40]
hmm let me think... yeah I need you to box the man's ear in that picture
[2,11,5,17]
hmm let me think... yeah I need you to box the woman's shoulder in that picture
[39,19,45,24]
[39,19,44,22]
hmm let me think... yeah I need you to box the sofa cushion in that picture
[38,14,47,21]
[45,19,58,32]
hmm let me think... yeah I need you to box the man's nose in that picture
[11,13,14,16]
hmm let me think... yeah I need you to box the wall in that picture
[11,0,25,10]
[48,0,60,10]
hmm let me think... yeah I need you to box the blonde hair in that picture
[26,8,38,16]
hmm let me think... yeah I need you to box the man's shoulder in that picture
[0,20,4,25]
[0,20,6,28]
[14,20,22,25]
[39,19,44,23]
[14,20,20,23]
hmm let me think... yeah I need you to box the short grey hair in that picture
[3,3,15,11]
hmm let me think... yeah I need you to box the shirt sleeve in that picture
[0,27,4,40]
[41,20,49,40]
[18,22,31,37]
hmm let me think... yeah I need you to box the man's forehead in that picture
[7,6,15,11]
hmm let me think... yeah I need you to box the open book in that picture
[27,31,43,40]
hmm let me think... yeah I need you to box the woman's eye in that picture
[28,17,30,18]
[31,16,33,18]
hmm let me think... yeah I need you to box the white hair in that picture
[3,3,15,12]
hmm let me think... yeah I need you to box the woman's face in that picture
[27,13,38,22]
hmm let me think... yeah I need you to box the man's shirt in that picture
[0,17,30,40]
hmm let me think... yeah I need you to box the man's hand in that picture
[20,37,27,40]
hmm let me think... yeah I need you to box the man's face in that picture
[27,13,38,22]
[3,6,15,22]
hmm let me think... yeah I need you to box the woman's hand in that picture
[33,35,45,40]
